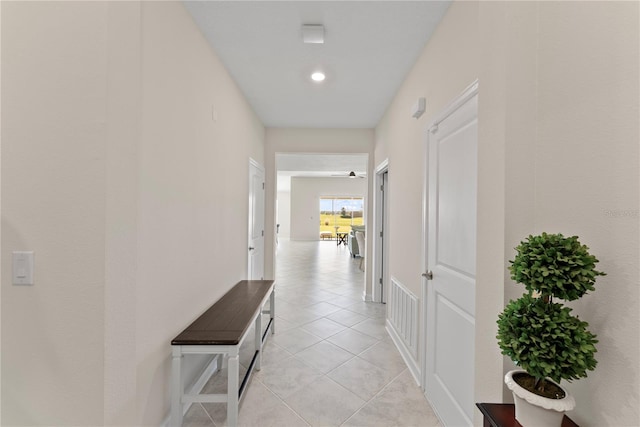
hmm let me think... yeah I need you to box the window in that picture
[319,197,364,237]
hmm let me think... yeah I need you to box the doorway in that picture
[373,161,389,303]
[274,153,369,292]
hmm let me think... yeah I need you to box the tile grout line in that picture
[339,367,411,427]
[262,311,400,426]
[251,375,312,427]
[197,402,219,427]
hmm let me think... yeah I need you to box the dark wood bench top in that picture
[172,280,275,346]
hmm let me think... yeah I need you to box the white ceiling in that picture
[184,1,451,128]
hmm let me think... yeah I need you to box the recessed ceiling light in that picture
[311,71,326,82]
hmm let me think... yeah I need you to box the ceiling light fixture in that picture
[302,24,325,44]
[311,71,326,82]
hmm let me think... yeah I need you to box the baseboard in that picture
[362,291,373,302]
[161,354,220,427]
[423,389,446,427]
[386,320,421,386]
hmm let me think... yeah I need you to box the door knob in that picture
[249,247,255,251]
[422,270,433,280]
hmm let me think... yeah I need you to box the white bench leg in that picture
[227,353,239,427]
[255,311,262,370]
[171,347,183,427]
[270,290,275,335]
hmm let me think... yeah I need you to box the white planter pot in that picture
[505,370,576,427]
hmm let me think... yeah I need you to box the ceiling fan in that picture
[331,171,366,179]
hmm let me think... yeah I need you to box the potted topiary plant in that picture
[497,232,605,427]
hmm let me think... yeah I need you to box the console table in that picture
[171,280,275,427]
[476,403,578,427]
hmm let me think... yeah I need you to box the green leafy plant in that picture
[497,233,605,397]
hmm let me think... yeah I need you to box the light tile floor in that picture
[182,239,441,427]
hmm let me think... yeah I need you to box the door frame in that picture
[420,79,479,393]
[372,159,389,303]
[248,158,265,279]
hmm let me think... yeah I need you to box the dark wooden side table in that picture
[476,403,579,427]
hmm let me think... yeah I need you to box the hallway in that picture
[182,239,440,426]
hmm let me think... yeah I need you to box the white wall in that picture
[531,3,638,425]
[0,1,3,419]
[290,178,367,241]
[277,191,291,238]
[104,3,141,424]
[2,2,109,424]
[375,0,480,300]
[136,3,264,425]
[1,2,265,426]
[375,1,639,426]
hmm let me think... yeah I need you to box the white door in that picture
[424,83,477,427]
[248,159,265,280]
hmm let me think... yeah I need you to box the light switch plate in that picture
[13,251,34,285]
